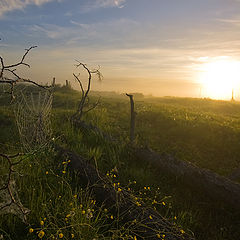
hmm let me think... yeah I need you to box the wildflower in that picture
[174,216,177,220]
[59,233,64,238]
[162,202,166,206]
[73,194,77,198]
[156,234,161,238]
[133,181,136,184]
[66,214,71,218]
[44,218,46,221]
[152,200,157,204]
[128,188,131,191]
[134,236,137,240]
[29,228,34,233]
[144,186,146,190]
[147,186,150,190]
[110,215,114,219]
[149,215,153,220]
[40,220,44,226]
[87,209,93,219]
[136,202,141,206]
[68,160,71,163]
[80,204,83,208]
[117,188,122,192]
[82,210,86,215]
[104,208,108,213]
[162,234,165,238]
[71,233,75,238]
[180,229,185,234]
[38,230,45,238]
[62,170,66,174]
[46,171,49,175]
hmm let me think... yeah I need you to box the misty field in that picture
[1,86,240,240]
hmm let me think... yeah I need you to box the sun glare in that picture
[198,59,240,100]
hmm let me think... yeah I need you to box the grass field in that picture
[1,86,240,240]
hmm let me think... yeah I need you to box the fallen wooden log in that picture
[56,146,195,240]
[135,147,240,212]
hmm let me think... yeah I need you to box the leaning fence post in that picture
[126,93,136,144]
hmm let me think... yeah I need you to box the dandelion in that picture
[46,171,49,175]
[110,215,114,219]
[82,210,86,215]
[134,236,137,240]
[147,186,150,190]
[38,230,45,238]
[62,170,66,174]
[29,228,34,233]
[174,216,177,220]
[117,188,122,192]
[68,160,71,163]
[180,229,185,234]
[144,186,146,190]
[59,233,64,238]
[162,234,165,238]
[40,220,44,225]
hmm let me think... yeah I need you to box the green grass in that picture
[1,87,240,240]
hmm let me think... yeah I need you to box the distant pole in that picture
[231,89,235,101]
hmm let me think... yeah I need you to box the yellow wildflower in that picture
[40,220,44,226]
[59,233,64,238]
[180,229,185,234]
[134,236,137,240]
[29,228,34,233]
[110,215,114,219]
[71,233,75,238]
[62,170,66,174]
[82,210,86,215]
[156,234,160,238]
[149,215,153,220]
[117,188,122,192]
[45,171,49,175]
[38,230,45,238]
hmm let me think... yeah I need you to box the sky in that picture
[1,0,240,99]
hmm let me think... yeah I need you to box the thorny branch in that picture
[0,46,53,100]
[71,61,103,122]
[0,153,29,223]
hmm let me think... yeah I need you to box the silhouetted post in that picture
[126,93,136,144]
[231,89,235,101]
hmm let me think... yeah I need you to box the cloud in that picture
[0,0,58,17]
[81,0,126,12]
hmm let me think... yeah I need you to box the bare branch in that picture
[0,45,53,100]
[71,61,102,123]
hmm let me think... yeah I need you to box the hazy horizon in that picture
[1,0,240,100]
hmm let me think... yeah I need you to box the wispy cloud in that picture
[81,0,126,12]
[0,0,58,17]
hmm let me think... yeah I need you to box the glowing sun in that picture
[198,59,240,100]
